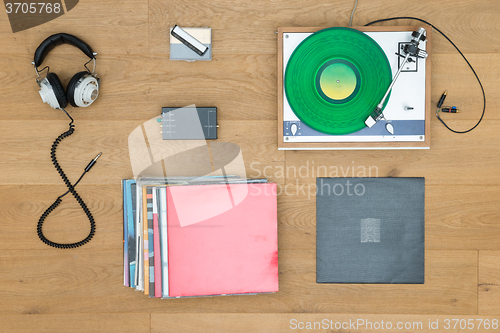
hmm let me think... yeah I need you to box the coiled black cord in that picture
[37,109,99,249]
[365,17,486,133]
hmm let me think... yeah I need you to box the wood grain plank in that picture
[0,0,498,326]
[3,182,498,252]
[0,0,148,55]
[479,251,500,315]
[0,52,494,122]
[0,248,288,314]
[0,54,277,121]
[278,184,500,251]
[283,119,500,186]
[148,0,500,55]
[427,187,500,251]
[289,182,500,252]
[0,314,150,333]
[277,250,477,315]
[0,120,284,185]
[0,185,123,250]
[349,0,500,55]
[431,53,495,122]
[0,249,477,315]
[152,313,500,333]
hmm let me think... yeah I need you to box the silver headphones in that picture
[33,33,99,109]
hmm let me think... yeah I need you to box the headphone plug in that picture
[85,152,102,172]
[437,90,447,109]
[440,106,460,113]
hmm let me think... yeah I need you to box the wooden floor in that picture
[1,0,500,332]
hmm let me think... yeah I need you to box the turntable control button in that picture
[291,124,298,135]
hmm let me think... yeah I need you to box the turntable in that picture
[277,26,432,150]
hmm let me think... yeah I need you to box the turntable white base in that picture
[277,26,432,150]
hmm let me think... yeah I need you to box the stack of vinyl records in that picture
[122,176,279,298]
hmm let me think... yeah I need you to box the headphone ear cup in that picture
[46,73,68,109]
[66,71,88,107]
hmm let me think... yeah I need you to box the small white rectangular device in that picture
[171,25,209,57]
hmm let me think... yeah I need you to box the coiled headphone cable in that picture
[37,108,101,249]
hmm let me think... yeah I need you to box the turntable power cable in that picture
[348,0,358,26]
[364,17,486,134]
[37,108,101,249]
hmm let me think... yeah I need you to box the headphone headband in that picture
[33,33,95,68]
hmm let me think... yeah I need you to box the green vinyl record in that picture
[284,27,392,135]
